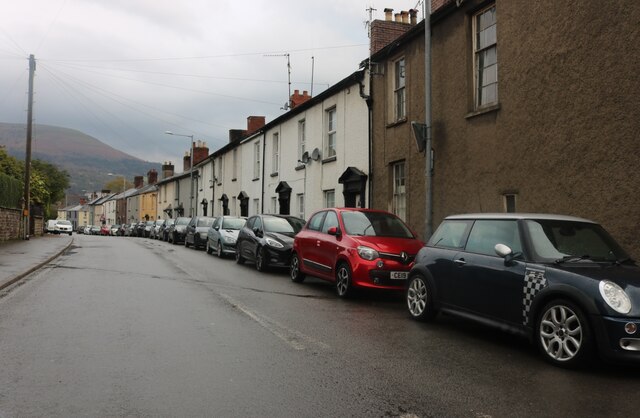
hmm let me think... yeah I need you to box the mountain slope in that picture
[0,123,160,194]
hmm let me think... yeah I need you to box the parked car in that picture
[135,221,146,237]
[150,219,165,239]
[100,224,111,236]
[110,224,120,236]
[143,220,155,237]
[184,216,215,249]
[167,217,190,244]
[405,213,640,367]
[236,214,305,271]
[206,216,246,257]
[46,219,58,234]
[290,208,424,297]
[161,219,175,241]
[89,225,100,235]
[54,220,73,235]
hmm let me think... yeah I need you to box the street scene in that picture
[1,233,639,417]
[1,0,639,416]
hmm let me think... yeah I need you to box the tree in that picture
[32,159,70,204]
[104,176,132,193]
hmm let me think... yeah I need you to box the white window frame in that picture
[298,119,306,161]
[473,4,498,108]
[324,189,335,208]
[253,198,260,215]
[216,157,223,184]
[394,57,406,120]
[253,141,261,179]
[297,194,305,219]
[271,197,277,214]
[392,161,406,221]
[232,148,238,180]
[326,108,336,158]
[272,133,279,174]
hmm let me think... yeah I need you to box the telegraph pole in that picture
[22,54,36,240]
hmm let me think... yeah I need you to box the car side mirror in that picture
[327,226,341,236]
[495,243,522,264]
[214,226,220,231]
[253,227,262,237]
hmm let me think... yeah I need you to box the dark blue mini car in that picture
[406,213,640,367]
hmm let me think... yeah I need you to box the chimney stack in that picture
[147,169,158,185]
[370,8,415,55]
[183,151,191,172]
[247,116,266,134]
[162,162,174,179]
[290,90,311,109]
[192,141,209,166]
[134,176,144,189]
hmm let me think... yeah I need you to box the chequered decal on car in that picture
[522,268,547,325]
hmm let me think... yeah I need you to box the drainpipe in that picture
[358,75,372,209]
[423,2,433,240]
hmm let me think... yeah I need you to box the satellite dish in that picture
[301,151,310,164]
[311,148,321,161]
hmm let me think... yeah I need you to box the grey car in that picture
[206,216,246,257]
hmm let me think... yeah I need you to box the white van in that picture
[46,219,58,233]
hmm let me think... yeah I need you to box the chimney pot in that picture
[401,11,409,24]
[384,8,393,21]
[395,12,402,22]
[409,9,418,25]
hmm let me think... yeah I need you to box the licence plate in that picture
[390,271,408,280]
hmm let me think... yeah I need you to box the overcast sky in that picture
[1,0,424,167]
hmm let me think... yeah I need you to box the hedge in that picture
[0,172,22,209]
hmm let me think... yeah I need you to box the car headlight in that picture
[357,246,379,261]
[265,237,284,248]
[599,280,632,314]
[224,236,237,244]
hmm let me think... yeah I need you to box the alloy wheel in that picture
[539,304,583,362]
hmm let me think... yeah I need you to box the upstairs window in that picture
[392,161,406,221]
[474,4,498,108]
[394,57,406,120]
[324,189,335,208]
[272,133,279,174]
[298,119,306,161]
[253,141,261,179]
[326,108,337,158]
[232,148,238,180]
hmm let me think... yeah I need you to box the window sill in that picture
[295,164,306,171]
[465,103,501,119]
[270,172,278,178]
[322,156,337,164]
[386,118,408,128]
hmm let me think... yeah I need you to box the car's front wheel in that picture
[217,241,224,258]
[536,299,593,367]
[290,253,305,283]
[255,247,268,272]
[235,248,245,264]
[206,240,213,255]
[335,262,353,298]
[406,275,437,321]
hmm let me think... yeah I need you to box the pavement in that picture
[0,233,73,291]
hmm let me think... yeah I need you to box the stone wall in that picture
[0,207,23,241]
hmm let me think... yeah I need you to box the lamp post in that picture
[108,173,126,223]
[165,131,194,217]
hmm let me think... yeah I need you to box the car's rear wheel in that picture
[536,299,592,367]
[406,275,436,321]
[335,262,353,298]
[290,253,305,283]
[255,247,268,272]
[206,240,213,254]
[185,237,190,247]
[235,248,245,264]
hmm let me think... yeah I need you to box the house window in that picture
[392,161,406,221]
[504,194,517,213]
[298,119,306,161]
[216,157,222,184]
[297,194,305,219]
[394,57,406,120]
[474,4,498,108]
[326,108,336,158]
[271,197,277,214]
[232,148,238,180]
[231,196,237,216]
[272,133,279,174]
[253,198,260,215]
[253,141,261,179]
[324,189,335,208]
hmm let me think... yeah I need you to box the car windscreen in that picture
[341,211,414,238]
[197,218,214,227]
[176,217,190,225]
[525,219,629,262]
[222,218,245,230]
[263,217,303,234]
[57,220,71,225]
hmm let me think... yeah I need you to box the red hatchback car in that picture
[290,208,425,297]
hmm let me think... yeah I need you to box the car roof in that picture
[444,213,596,223]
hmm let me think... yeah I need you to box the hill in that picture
[0,123,160,196]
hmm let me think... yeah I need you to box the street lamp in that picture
[108,173,126,223]
[165,130,194,217]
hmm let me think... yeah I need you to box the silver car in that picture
[206,216,246,257]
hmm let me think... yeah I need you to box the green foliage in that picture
[0,147,70,215]
[104,176,132,193]
[0,171,22,208]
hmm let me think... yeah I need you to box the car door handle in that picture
[453,258,466,266]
